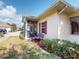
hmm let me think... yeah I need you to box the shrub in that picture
[43,39,79,59]
[0,32,4,37]
[19,31,24,40]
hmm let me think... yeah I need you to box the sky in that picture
[0,0,79,27]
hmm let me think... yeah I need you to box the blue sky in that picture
[0,0,79,27]
[2,0,79,16]
[3,0,56,16]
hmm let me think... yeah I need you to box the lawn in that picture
[0,36,60,59]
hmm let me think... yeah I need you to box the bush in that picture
[0,32,4,37]
[43,39,79,59]
[19,31,24,40]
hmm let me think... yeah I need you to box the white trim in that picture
[58,6,68,14]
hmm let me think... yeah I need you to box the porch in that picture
[23,16,44,37]
[22,16,45,47]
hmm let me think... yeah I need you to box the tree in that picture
[11,23,17,32]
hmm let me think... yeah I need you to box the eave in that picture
[36,1,76,19]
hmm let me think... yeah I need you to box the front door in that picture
[28,21,37,33]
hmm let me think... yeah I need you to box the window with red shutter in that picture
[44,21,47,34]
[39,21,47,34]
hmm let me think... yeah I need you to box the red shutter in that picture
[39,21,47,34]
[44,21,47,34]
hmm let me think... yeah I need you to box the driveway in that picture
[5,31,20,37]
[0,31,20,41]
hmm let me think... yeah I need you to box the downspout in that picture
[24,21,26,38]
[58,5,68,39]
[22,16,26,39]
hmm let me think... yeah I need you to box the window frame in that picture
[70,16,79,35]
[39,21,47,34]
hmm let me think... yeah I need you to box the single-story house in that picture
[22,0,79,43]
[0,22,11,33]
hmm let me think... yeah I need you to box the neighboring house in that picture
[0,22,11,33]
[22,1,79,43]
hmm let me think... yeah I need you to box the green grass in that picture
[0,32,4,37]
[0,36,60,59]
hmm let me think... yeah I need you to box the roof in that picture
[22,0,79,20]
[0,22,11,29]
[22,16,38,22]
[37,0,77,19]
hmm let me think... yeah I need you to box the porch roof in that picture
[22,16,38,22]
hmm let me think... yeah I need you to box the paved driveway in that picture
[0,31,20,41]
[5,31,20,37]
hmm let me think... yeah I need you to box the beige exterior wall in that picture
[38,13,72,40]
[37,13,75,40]
[58,14,71,40]
[59,13,79,43]
[38,13,59,39]
[37,12,79,43]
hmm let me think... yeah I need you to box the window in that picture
[71,22,79,34]
[39,21,47,34]
[70,16,79,34]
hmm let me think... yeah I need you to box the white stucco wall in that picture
[59,14,79,44]
[38,12,79,43]
[58,14,71,40]
[38,13,59,39]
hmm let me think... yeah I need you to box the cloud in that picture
[0,1,23,28]
[7,15,23,27]
[0,6,16,18]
